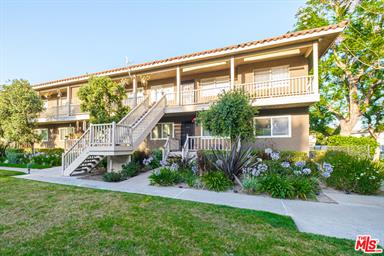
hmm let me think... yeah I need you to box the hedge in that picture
[326,135,378,157]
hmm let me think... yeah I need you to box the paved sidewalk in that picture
[3,166,383,244]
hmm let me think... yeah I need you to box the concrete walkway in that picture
[3,166,383,244]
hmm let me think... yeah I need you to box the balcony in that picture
[38,104,88,122]
[164,75,316,111]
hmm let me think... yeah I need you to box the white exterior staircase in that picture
[62,95,166,176]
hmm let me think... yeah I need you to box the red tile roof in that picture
[33,21,348,88]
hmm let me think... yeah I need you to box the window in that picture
[254,66,289,87]
[200,76,230,97]
[254,116,291,138]
[151,123,174,140]
[36,129,49,142]
[59,127,75,141]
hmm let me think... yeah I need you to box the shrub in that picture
[210,138,257,181]
[102,172,123,182]
[242,177,261,194]
[143,150,162,170]
[132,150,147,166]
[322,151,384,194]
[259,174,295,199]
[31,154,60,167]
[289,176,319,200]
[202,171,233,192]
[35,148,64,155]
[279,151,308,162]
[5,152,27,164]
[197,150,216,174]
[121,161,141,178]
[327,135,378,157]
[149,167,182,186]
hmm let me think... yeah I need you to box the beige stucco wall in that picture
[252,107,309,152]
[34,122,85,149]
[142,107,309,152]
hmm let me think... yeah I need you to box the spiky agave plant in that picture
[210,137,257,182]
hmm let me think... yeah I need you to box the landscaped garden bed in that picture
[147,141,384,200]
[101,149,163,182]
[0,148,63,169]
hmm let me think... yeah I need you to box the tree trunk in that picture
[338,83,361,136]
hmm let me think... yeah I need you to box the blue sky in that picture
[0,0,305,85]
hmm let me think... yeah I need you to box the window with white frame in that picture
[151,123,174,140]
[254,66,289,87]
[200,76,230,97]
[59,127,75,141]
[254,116,291,137]
[36,128,49,142]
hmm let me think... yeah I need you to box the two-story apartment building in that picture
[32,22,347,175]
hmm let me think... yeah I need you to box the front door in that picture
[181,121,195,148]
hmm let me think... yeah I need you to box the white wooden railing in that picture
[119,96,149,126]
[235,76,314,99]
[62,128,91,172]
[130,95,166,147]
[62,96,158,174]
[181,135,232,159]
[165,76,314,107]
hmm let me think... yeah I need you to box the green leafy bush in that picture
[4,152,27,164]
[177,168,196,187]
[202,171,233,192]
[121,161,141,178]
[327,135,378,157]
[102,172,123,182]
[289,176,319,200]
[252,150,308,162]
[322,151,384,194]
[259,174,295,199]
[197,150,216,174]
[242,177,261,194]
[132,150,147,166]
[149,167,182,186]
[210,138,257,181]
[35,148,64,155]
[31,153,61,166]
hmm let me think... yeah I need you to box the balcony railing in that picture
[236,76,314,99]
[39,104,86,119]
[123,96,145,109]
[39,76,315,121]
[166,75,314,107]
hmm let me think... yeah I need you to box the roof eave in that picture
[33,26,345,90]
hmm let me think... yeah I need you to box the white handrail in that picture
[184,136,231,152]
[118,96,149,126]
[62,95,153,174]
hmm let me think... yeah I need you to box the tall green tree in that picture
[0,79,44,151]
[295,0,384,138]
[196,90,258,141]
[78,76,130,123]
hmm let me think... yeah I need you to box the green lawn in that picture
[0,170,359,255]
